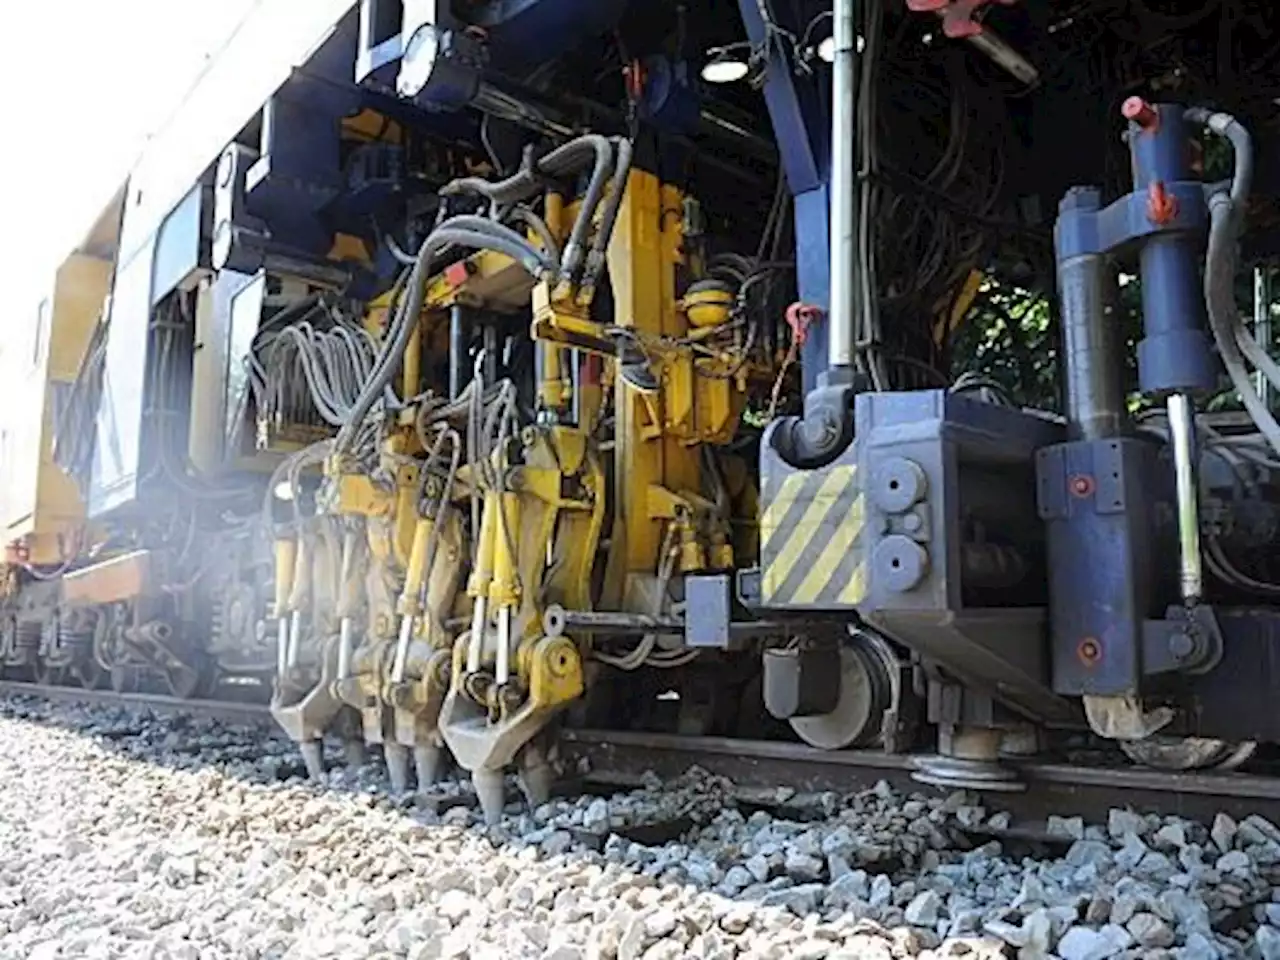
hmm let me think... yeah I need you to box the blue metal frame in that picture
[1042,101,1217,699]
[1055,103,1215,396]
[737,0,832,393]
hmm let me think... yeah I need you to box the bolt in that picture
[1078,637,1102,665]
[1168,632,1196,661]
[1069,475,1095,498]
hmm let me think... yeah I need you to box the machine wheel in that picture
[110,665,141,694]
[164,660,208,700]
[33,660,67,687]
[195,661,223,699]
[788,632,899,751]
[73,658,106,690]
[1121,736,1258,772]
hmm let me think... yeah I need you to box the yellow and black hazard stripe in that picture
[760,465,866,608]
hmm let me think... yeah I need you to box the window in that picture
[50,383,73,435]
[32,299,50,369]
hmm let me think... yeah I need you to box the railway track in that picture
[0,680,272,726]
[2,680,1277,825]
[559,729,1280,825]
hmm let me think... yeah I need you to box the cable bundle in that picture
[145,298,257,505]
[52,310,110,495]
[248,304,382,430]
[850,0,1024,388]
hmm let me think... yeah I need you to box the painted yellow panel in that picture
[1,254,113,563]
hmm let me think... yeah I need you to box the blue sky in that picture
[0,0,257,347]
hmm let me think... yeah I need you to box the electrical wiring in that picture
[53,309,111,495]
[334,220,555,456]
[1206,535,1280,596]
[148,298,259,505]
[249,309,382,431]
[855,0,887,389]
[843,13,1020,389]
[594,524,686,671]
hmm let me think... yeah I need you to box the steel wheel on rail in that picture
[72,658,106,690]
[788,630,906,751]
[110,664,141,694]
[163,656,211,700]
[70,613,106,690]
[32,659,68,687]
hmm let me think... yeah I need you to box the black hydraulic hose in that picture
[582,138,634,290]
[1204,196,1280,455]
[436,215,557,273]
[1186,106,1280,454]
[441,168,541,207]
[337,230,481,451]
[597,138,634,252]
[507,205,561,265]
[546,135,612,282]
[335,226,554,453]
[439,134,614,283]
[1185,106,1253,214]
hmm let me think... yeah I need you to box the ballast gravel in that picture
[0,695,1278,960]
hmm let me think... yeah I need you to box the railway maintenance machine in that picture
[6,0,1280,820]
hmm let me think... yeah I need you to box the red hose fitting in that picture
[1122,97,1160,132]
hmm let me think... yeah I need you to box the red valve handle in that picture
[785,302,823,347]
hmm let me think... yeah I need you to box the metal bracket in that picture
[736,567,762,609]
[762,645,841,719]
[686,575,741,650]
[1142,604,1225,678]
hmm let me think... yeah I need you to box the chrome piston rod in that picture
[828,0,858,369]
[1166,393,1204,603]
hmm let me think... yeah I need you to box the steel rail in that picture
[2,682,1277,822]
[0,681,271,726]
[560,729,1280,823]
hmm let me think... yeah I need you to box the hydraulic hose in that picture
[506,205,561,265]
[335,225,554,453]
[1187,107,1280,455]
[1185,107,1253,213]
[539,134,613,282]
[582,138,634,290]
[1204,196,1280,455]
[440,134,615,284]
[441,168,541,207]
[384,232,417,267]
[436,215,557,272]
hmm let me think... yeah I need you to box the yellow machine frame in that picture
[1,187,125,569]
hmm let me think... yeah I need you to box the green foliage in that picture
[951,267,1274,417]
[949,281,1061,410]
[950,274,1153,412]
